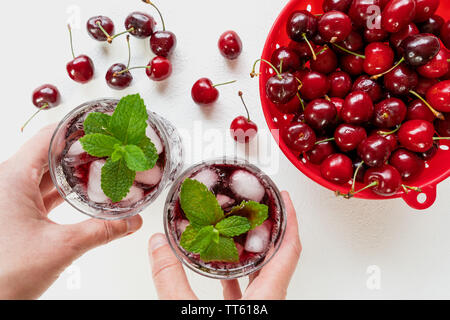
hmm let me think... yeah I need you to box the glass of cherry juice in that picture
[164,158,287,279]
[49,98,183,220]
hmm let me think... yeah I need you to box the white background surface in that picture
[1,0,449,300]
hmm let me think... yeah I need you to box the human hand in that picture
[148,191,301,300]
[0,125,143,300]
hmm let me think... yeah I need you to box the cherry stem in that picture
[21,104,49,132]
[213,80,237,88]
[114,65,149,76]
[126,35,131,69]
[378,125,401,135]
[297,93,305,111]
[302,33,317,60]
[371,57,405,80]
[251,59,282,78]
[351,161,364,194]
[351,181,378,196]
[409,90,445,120]
[67,24,76,59]
[96,21,113,43]
[315,137,334,145]
[142,0,166,31]
[402,185,422,193]
[433,137,450,140]
[238,91,251,121]
[112,27,135,41]
[331,43,365,59]
[315,45,329,57]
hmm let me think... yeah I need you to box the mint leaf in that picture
[180,179,224,228]
[186,226,220,254]
[180,225,199,250]
[101,158,135,203]
[109,94,148,145]
[84,112,111,135]
[138,137,158,169]
[215,216,251,237]
[227,201,269,229]
[80,134,121,158]
[123,145,151,172]
[200,236,239,263]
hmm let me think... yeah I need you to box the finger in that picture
[43,189,63,213]
[148,233,197,300]
[39,171,55,196]
[245,191,301,299]
[221,280,242,300]
[63,215,143,254]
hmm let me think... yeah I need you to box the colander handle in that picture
[402,184,437,210]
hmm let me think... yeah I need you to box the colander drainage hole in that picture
[417,193,427,204]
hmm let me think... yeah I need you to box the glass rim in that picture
[163,157,287,280]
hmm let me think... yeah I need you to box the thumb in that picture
[64,215,143,254]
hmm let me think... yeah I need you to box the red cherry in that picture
[274,95,302,114]
[352,75,383,102]
[441,20,450,49]
[299,71,330,100]
[318,11,352,43]
[146,56,172,81]
[363,43,395,76]
[125,12,155,39]
[420,143,439,160]
[304,99,337,132]
[341,91,374,125]
[283,122,317,153]
[310,47,338,74]
[322,0,352,12]
[417,48,449,79]
[330,97,344,117]
[289,41,316,60]
[328,71,352,98]
[383,64,418,96]
[398,119,435,152]
[340,54,365,76]
[435,115,450,136]
[364,14,388,43]
[414,0,439,23]
[381,0,416,33]
[348,0,382,28]
[145,1,177,57]
[407,99,435,122]
[218,31,243,60]
[363,165,402,196]
[390,149,425,181]
[373,98,407,128]
[287,10,318,42]
[66,25,94,84]
[271,47,301,72]
[357,135,392,167]
[306,141,336,165]
[337,31,364,53]
[418,15,445,35]
[191,78,235,105]
[267,73,299,104]
[426,80,450,113]
[320,153,353,185]
[105,63,133,90]
[87,16,115,42]
[414,77,439,96]
[334,124,367,152]
[371,129,399,152]
[22,84,61,131]
[389,23,419,55]
[230,92,258,144]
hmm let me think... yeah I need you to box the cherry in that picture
[390,149,425,181]
[352,75,383,102]
[340,54,365,76]
[414,77,439,96]
[299,71,330,100]
[373,98,407,128]
[414,0,440,23]
[306,140,336,164]
[348,0,382,28]
[304,99,337,132]
[337,31,364,53]
[145,1,177,57]
[364,14,388,43]
[271,47,301,72]
[389,23,419,55]
[312,33,327,46]
[353,159,367,183]
[357,135,392,167]
[383,64,418,96]
[363,42,395,76]
[218,31,243,60]
[144,56,171,81]
[22,84,61,131]
[322,0,352,12]
[87,16,115,42]
[362,164,403,196]
[318,11,352,43]
[341,91,374,125]
[419,15,445,35]
[105,36,133,90]
[66,25,94,84]
[381,0,416,33]
[330,97,344,117]
[125,12,155,39]
[191,78,236,105]
[417,47,449,78]
[328,71,352,98]
[398,119,435,152]
[441,21,450,50]
[420,143,439,160]
[334,124,367,152]
[310,47,338,74]
[400,34,440,67]
[371,129,399,151]
[274,95,303,114]
[435,115,450,137]
[426,80,450,113]
[286,11,318,59]
[289,41,316,60]
[282,122,317,153]
[320,153,353,185]
[407,99,435,122]
[230,92,258,143]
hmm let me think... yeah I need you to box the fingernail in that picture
[126,216,142,233]
[150,234,167,252]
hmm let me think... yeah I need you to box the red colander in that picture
[259,0,450,210]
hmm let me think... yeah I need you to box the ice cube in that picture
[230,170,265,202]
[66,140,85,157]
[121,186,144,204]
[192,168,218,190]
[146,125,163,155]
[216,194,235,208]
[177,219,190,234]
[244,221,272,254]
[135,165,163,186]
[87,160,109,203]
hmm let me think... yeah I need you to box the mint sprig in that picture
[179,179,269,263]
[79,94,158,202]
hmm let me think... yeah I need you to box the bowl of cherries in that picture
[257,0,450,210]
